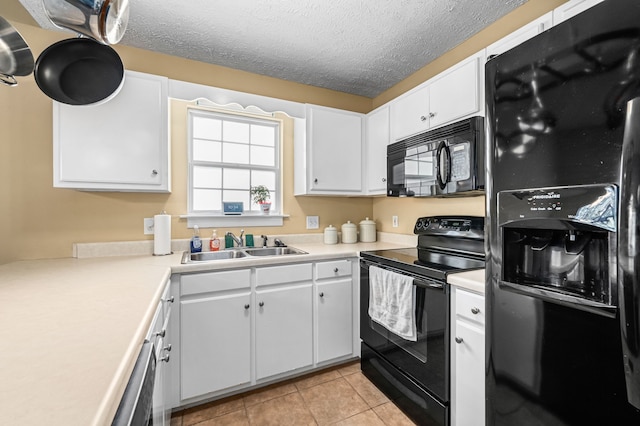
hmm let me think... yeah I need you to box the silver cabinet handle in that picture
[152,169,158,175]
[471,307,480,314]
[420,115,427,122]
[382,177,386,182]
[259,301,264,307]
[429,112,436,118]
[244,304,250,310]
[160,353,170,362]
[314,178,318,184]
[319,292,324,298]
[164,344,172,352]
[334,267,339,273]
[455,337,463,344]
[163,296,174,304]
[155,329,166,338]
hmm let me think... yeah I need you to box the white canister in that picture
[323,225,338,244]
[341,220,357,244]
[359,217,377,242]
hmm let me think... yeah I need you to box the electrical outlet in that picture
[144,217,154,235]
[306,215,319,230]
[392,215,399,228]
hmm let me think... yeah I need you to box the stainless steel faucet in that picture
[261,235,268,248]
[226,230,244,247]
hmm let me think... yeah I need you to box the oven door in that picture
[360,259,450,402]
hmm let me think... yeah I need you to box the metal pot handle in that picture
[0,73,17,86]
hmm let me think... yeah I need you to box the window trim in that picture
[185,105,285,228]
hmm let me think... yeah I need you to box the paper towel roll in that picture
[154,213,172,256]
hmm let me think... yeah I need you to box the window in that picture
[188,108,282,216]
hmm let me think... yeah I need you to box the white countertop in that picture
[447,269,485,295]
[0,236,484,425]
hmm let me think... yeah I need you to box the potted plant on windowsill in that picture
[251,185,271,214]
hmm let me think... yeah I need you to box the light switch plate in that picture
[144,217,154,234]
[306,215,319,229]
[392,215,399,228]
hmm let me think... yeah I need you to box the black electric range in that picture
[359,216,485,426]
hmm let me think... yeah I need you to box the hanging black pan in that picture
[34,37,124,105]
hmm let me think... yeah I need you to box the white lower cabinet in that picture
[315,260,353,364]
[175,259,356,406]
[256,284,313,379]
[181,291,251,399]
[451,287,485,426]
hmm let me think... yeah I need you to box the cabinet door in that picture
[180,292,251,400]
[451,289,485,426]
[553,0,603,24]
[256,284,313,380]
[365,105,390,194]
[390,85,429,141]
[428,56,480,129]
[306,105,363,193]
[486,12,553,59]
[53,70,170,192]
[316,279,353,363]
[452,321,485,426]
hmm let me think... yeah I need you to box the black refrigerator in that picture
[486,0,640,424]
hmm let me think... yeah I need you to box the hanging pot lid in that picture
[0,16,34,85]
[34,37,124,105]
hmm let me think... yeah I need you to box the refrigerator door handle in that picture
[618,96,640,410]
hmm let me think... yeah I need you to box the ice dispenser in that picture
[497,184,617,314]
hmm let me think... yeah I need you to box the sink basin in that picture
[181,246,307,263]
[181,250,248,263]
[243,247,307,256]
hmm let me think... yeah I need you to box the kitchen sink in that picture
[181,250,248,263]
[243,247,307,256]
[181,246,307,263]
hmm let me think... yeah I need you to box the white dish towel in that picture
[368,265,417,341]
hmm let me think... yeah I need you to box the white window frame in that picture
[184,106,286,228]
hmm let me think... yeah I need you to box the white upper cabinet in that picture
[553,0,604,25]
[485,12,553,60]
[53,70,170,192]
[428,54,483,129]
[390,85,430,141]
[296,104,364,195]
[390,50,485,142]
[364,104,390,195]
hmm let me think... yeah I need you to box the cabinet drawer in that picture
[455,289,485,325]
[181,269,250,296]
[315,260,352,280]
[256,263,312,287]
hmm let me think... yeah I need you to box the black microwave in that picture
[387,116,485,197]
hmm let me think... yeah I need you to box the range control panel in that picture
[414,216,484,236]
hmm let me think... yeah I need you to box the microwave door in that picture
[405,146,439,196]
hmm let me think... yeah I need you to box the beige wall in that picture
[0,23,373,264]
[0,0,566,264]
[371,0,567,232]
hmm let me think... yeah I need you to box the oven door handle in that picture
[361,259,445,290]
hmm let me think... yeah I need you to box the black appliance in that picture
[486,0,640,424]
[387,116,485,197]
[360,216,485,426]
[112,340,156,426]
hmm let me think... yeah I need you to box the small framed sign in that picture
[223,201,244,215]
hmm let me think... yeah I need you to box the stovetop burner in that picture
[360,216,485,280]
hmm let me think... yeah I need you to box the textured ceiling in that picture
[17,0,528,98]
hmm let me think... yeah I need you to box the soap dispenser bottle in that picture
[190,225,202,253]
[210,229,221,251]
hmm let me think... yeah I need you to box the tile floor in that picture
[170,361,416,425]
